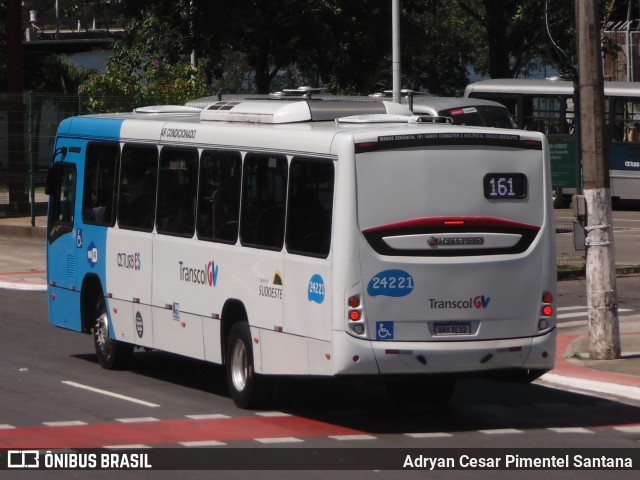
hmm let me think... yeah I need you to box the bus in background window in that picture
[465,78,640,207]
[46,99,557,409]
[410,96,517,129]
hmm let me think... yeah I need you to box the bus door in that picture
[46,138,85,331]
[283,157,335,374]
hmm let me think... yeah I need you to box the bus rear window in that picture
[442,106,515,129]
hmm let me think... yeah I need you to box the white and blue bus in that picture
[46,99,557,408]
[465,78,640,207]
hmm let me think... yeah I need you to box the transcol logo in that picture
[428,295,491,310]
[206,260,219,287]
[179,260,219,287]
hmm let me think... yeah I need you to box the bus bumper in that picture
[332,329,556,375]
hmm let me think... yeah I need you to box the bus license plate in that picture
[433,322,471,336]
[483,173,527,199]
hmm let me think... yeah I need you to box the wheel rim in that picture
[230,339,248,393]
[95,312,112,358]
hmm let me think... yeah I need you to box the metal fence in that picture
[0,92,585,271]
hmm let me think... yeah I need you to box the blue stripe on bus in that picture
[57,116,124,140]
[609,143,640,172]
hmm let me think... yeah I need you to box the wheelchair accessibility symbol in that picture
[376,321,394,341]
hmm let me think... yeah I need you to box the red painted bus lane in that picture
[0,415,365,449]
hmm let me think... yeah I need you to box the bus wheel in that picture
[387,376,456,406]
[225,321,273,409]
[92,297,133,370]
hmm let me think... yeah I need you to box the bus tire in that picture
[225,321,273,409]
[92,296,133,370]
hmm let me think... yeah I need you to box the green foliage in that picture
[78,42,211,112]
[5,0,636,101]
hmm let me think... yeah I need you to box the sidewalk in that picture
[0,216,47,290]
[0,218,639,406]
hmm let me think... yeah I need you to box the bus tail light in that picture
[348,295,366,336]
[539,291,554,331]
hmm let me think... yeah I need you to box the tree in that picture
[78,42,211,112]
[456,0,576,79]
[402,0,481,95]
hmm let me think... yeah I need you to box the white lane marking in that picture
[115,417,159,423]
[0,424,15,429]
[62,381,160,408]
[478,428,523,435]
[255,437,304,444]
[43,421,88,427]
[558,306,586,312]
[547,427,594,434]
[185,414,230,420]
[103,444,152,449]
[558,308,631,319]
[614,426,640,433]
[329,434,377,441]
[254,411,291,417]
[180,440,227,447]
[405,432,453,438]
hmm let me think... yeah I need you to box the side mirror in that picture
[45,164,62,196]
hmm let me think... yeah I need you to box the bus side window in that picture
[156,147,198,237]
[240,153,287,250]
[82,142,119,226]
[197,150,242,243]
[286,157,334,257]
[47,163,76,243]
[117,145,158,232]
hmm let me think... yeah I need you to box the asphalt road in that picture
[2,289,640,479]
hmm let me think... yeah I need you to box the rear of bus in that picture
[332,125,556,387]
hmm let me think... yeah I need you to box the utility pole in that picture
[391,0,401,104]
[575,0,621,360]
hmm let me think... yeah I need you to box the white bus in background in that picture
[46,98,557,409]
[410,96,517,129]
[465,78,640,206]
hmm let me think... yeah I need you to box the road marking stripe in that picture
[547,427,594,434]
[329,434,377,441]
[62,381,160,408]
[559,308,631,319]
[116,417,159,423]
[614,426,640,433]
[180,440,227,447]
[255,437,304,444]
[43,421,88,427]
[405,432,453,438]
[0,425,15,430]
[0,416,365,449]
[255,412,291,417]
[479,428,523,435]
[185,414,230,420]
[558,306,586,312]
[103,444,152,449]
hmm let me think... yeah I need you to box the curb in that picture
[537,332,640,404]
